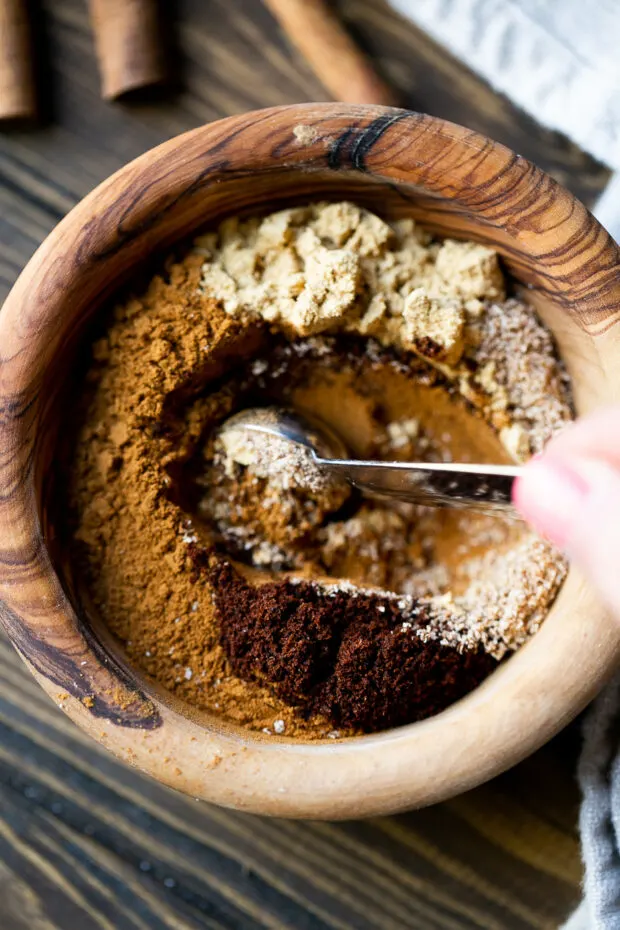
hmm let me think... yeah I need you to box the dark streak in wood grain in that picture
[327,124,356,170]
[347,111,410,170]
[0,599,162,730]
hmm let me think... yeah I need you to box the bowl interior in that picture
[3,106,620,817]
[40,171,581,725]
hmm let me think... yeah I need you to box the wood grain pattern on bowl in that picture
[0,103,619,819]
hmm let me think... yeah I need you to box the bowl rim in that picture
[1,102,620,819]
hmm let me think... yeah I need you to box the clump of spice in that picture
[197,201,502,369]
[63,202,573,739]
[209,560,496,732]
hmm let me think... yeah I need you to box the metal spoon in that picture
[219,407,523,515]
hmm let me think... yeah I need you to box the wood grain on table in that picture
[0,1,601,926]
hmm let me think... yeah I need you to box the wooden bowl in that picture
[1,104,619,819]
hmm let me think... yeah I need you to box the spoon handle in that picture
[318,458,523,516]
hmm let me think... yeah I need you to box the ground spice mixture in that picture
[64,202,573,738]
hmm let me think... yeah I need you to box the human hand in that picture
[514,407,620,616]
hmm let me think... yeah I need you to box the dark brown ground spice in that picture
[208,559,496,732]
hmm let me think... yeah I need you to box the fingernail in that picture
[513,458,589,548]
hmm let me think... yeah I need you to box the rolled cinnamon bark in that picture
[0,0,36,120]
[88,0,166,100]
[263,0,397,106]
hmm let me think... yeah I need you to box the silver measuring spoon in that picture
[218,407,522,515]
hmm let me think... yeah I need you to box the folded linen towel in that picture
[388,0,620,240]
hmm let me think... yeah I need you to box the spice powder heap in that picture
[64,201,572,739]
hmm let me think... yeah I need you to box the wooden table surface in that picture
[0,2,609,927]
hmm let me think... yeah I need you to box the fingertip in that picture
[513,457,588,549]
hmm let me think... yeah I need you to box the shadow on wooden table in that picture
[0,634,580,930]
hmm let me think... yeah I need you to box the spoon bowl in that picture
[219,406,523,515]
[220,406,349,460]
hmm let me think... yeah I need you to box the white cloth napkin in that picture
[388,0,620,239]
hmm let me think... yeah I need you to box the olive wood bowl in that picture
[1,104,619,819]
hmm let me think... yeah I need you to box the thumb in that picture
[514,452,620,617]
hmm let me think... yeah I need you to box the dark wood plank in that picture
[0,1,592,927]
[0,636,581,930]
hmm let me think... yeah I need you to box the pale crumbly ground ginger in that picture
[197,203,500,368]
[65,202,573,738]
[197,202,567,459]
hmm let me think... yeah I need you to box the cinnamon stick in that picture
[88,0,166,100]
[0,0,36,120]
[263,0,397,106]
